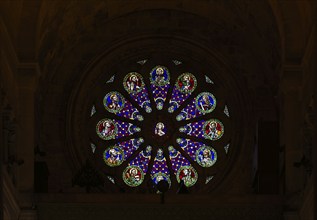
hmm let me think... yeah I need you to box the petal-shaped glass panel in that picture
[151,148,171,187]
[168,146,190,174]
[176,92,216,121]
[168,73,197,113]
[128,145,152,174]
[176,138,202,161]
[123,72,152,113]
[177,138,217,167]
[96,119,140,140]
[149,66,170,110]
[103,91,143,121]
[116,138,144,160]
[179,119,224,140]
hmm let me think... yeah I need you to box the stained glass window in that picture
[90,63,231,192]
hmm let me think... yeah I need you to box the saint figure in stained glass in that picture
[103,146,124,167]
[96,119,117,140]
[204,119,224,140]
[177,166,198,187]
[123,165,144,187]
[196,146,217,167]
[104,92,125,113]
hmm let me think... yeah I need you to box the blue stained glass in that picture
[130,87,152,113]
[179,120,205,139]
[150,66,170,110]
[168,89,191,113]
[104,91,143,121]
[176,138,217,167]
[168,73,197,113]
[168,146,190,174]
[116,138,144,160]
[176,138,203,161]
[176,92,216,121]
[128,146,152,173]
[123,72,152,113]
[96,119,140,140]
[94,64,229,190]
[150,84,170,110]
[114,119,141,138]
[151,149,169,176]
[179,119,224,140]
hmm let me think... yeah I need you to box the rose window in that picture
[90,61,231,192]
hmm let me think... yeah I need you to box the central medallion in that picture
[155,122,166,137]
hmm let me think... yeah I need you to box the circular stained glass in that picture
[196,146,217,167]
[176,73,197,94]
[103,92,125,113]
[103,146,124,167]
[91,62,230,191]
[96,119,117,140]
[195,92,216,114]
[176,166,198,187]
[150,65,170,86]
[203,119,224,140]
[123,165,144,187]
[123,72,145,94]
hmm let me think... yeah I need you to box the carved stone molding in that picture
[37,203,283,220]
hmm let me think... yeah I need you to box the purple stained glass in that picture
[114,119,141,138]
[96,119,140,140]
[176,92,216,121]
[168,146,190,174]
[168,88,191,113]
[176,138,204,162]
[116,138,144,160]
[179,119,224,140]
[130,86,152,113]
[93,64,228,190]
[123,72,152,113]
[104,91,143,121]
[151,149,169,176]
[150,84,170,110]
[179,120,205,139]
[149,66,170,110]
[168,73,197,113]
[128,146,152,173]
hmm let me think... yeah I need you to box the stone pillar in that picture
[280,68,305,219]
[283,89,304,194]
[0,90,4,220]
[17,66,37,194]
[313,55,317,220]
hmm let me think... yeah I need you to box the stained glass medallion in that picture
[123,165,144,187]
[92,64,230,191]
[103,146,124,167]
[176,166,198,187]
[196,146,217,167]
